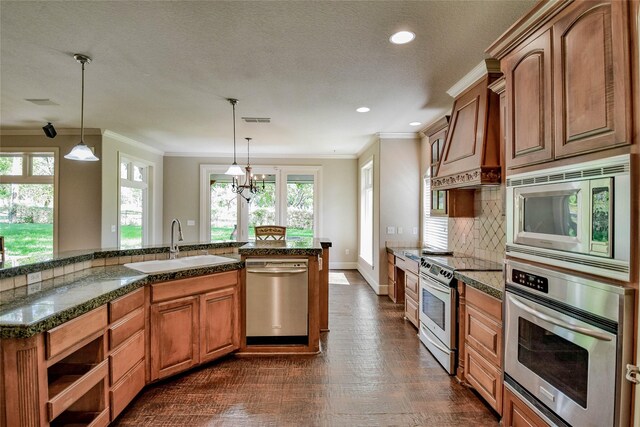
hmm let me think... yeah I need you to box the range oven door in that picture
[504,290,617,427]
[419,274,456,374]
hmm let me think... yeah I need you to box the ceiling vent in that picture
[25,98,59,106]
[242,117,271,123]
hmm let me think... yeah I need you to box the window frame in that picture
[359,157,374,266]
[118,153,151,248]
[0,147,59,253]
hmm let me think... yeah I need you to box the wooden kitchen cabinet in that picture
[403,269,419,328]
[150,295,200,380]
[461,284,503,415]
[488,0,632,171]
[502,386,550,427]
[200,286,240,363]
[387,252,397,303]
[503,29,553,169]
[150,271,240,381]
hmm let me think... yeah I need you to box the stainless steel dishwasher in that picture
[245,258,308,345]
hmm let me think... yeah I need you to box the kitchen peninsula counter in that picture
[455,270,504,300]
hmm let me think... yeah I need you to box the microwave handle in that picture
[508,295,613,342]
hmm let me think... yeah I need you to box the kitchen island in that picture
[0,238,330,427]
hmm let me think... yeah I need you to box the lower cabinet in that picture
[502,386,550,427]
[149,271,240,381]
[404,270,419,328]
[462,284,503,415]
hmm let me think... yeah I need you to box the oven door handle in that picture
[508,295,613,342]
[422,281,450,295]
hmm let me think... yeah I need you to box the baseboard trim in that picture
[357,265,387,295]
[329,262,357,269]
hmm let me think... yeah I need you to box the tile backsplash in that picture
[449,187,505,263]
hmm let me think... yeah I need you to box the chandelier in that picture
[231,137,265,203]
[223,99,264,202]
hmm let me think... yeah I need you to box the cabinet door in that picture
[503,29,553,169]
[465,345,502,415]
[150,296,199,380]
[404,295,419,328]
[200,286,239,363]
[553,0,630,158]
[503,386,550,427]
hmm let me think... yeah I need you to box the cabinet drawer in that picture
[109,306,144,350]
[503,386,550,427]
[465,285,502,321]
[396,257,419,275]
[465,303,503,367]
[110,359,145,421]
[47,359,109,421]
[465,345,502,414]
[152,271,238,302]
[47,306,108,360]
[109,288,144,323]
[109,330,145,385]
[404,295,419,328]
[405,271,419,300]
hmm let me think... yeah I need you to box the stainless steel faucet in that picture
[169,219,184,259]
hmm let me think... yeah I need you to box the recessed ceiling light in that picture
[356,107,370,113]
[390,31,415,45]
[409,122,422,126]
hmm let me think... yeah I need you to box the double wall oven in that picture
[418,256,502,375]
[504,260,634,427]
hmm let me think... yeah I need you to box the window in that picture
[0,150,58,261]
[423,170,448,249]
[119,156,150,249]
[201,165,321,242]
[359,159,373,266]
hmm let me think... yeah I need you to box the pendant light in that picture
[65,54,99,161]
[225,98,244,176]
[230,137,265,202]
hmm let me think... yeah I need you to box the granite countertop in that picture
[239,238,323,256]
[0,255,243,339]
[454,270,504,300]
[386,247,421,263]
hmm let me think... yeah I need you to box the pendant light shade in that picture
[65,53,99,162]
[225,98,244,176]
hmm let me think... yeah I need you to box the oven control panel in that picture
[420,258,454,285]
[512,269,548,293]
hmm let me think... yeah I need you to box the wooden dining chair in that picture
[254,225,287,240]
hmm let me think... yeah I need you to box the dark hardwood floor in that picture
[114,270,500,426]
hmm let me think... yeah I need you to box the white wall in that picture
[357,135,421,294]
[101,131,164,249]
[163,156,358,266]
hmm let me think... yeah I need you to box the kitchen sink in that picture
[124,255,237,274]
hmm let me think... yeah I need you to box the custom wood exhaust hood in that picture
[431,59,503,190]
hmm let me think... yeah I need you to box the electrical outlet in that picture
[187,220,195,226]
[111,225,116,232]
[412,227,418,235]
[345,249,350,255]
[397,227,403,234]
[27,271,42,285]
[387,226,396,234]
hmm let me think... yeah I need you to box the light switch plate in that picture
[397,227,403,234]
[413,227,418,235]
[187,220,195,226]
[387,226,396,234]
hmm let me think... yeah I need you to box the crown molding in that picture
[164,151,357,159]
[446,59,501,98]
[376,132,419,139]
[419,115,450,139]
[102,130,164,155]
[0,128,101,136]
[488,76,506,95]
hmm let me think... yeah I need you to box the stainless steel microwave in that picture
[506,155,630,281]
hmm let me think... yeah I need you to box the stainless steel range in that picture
[418,256,501,374]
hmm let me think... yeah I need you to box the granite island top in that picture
[239,238,323,256]
[0,255,244,338]
[454,270,505,300]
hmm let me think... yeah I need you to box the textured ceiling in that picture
[0,1,535,157]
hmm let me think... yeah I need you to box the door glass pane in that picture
[210,174,238,241]
[422,287,445,329]
[518,318,588,407]
[0,183,54,261]
[133,165,144,182]
[523,193,578,236]
[120,186,143,249]
[248,174,276,239]
[31,155,54,176]
[438,191,446,210]
[286,174,314,239]
[0,155,23,175]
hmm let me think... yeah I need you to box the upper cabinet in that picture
[432,60,503,191]
[488,0,632,172]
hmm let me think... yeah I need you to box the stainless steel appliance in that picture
[504,260,634,427]
[245,258,308,345]
[506,154,630,281]
[418,256,501,374]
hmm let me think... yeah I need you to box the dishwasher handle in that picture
[246,268,308,274]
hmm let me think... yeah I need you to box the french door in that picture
[201,165,320,242]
